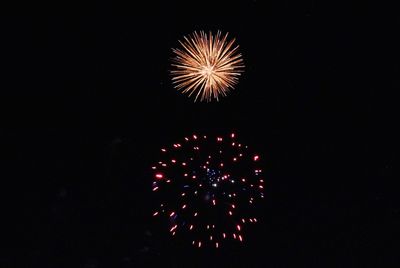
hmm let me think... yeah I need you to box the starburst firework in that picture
[151,133,264,249]
[171,31,244,102]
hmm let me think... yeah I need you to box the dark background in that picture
[1,0,398,267]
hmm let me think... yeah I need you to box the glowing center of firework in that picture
[205,168,222,188]
[201,65,215,77]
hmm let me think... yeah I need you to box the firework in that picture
[151,133,264,249]
[171,31,244,102]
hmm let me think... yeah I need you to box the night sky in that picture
[1,1,398,267]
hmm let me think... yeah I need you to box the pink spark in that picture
[194,212,198,217]
[233,233,237,239]
[223,233,226,238]
[152,187,159,191]
[161,148,166,152]
[228,211,233,216]
[212,199,216,206]
[182,204,187,209]
[182,162,187,166]
[238,235,243,242]
[216,242,219,248]
[171,159,176,163]
[231,133,235,138]
[254,155,259,161]
[169,212,175,217]
[170,225,177,232]
[198,241,201,248]
[152,212,159,216]
[236,225,241,231]
[193,134,197,139]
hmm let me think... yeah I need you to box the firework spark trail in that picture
[171,31,244,102]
